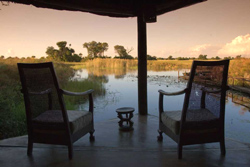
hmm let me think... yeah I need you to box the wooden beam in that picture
[137,14,148,115]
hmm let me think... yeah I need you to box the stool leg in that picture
[118,120,123,127]
[126,114,128,125]
[129,120,134,128]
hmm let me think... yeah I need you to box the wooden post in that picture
[137,14,148,115]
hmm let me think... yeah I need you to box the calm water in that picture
[74,69,250,144]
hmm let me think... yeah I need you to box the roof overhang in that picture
[3,0,206,22]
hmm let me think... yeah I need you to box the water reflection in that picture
[73,68,250,144]
[87,67,135,79]
[88,74,109,83]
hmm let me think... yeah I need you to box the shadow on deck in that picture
[0,115,250,167]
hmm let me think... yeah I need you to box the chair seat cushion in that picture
[161,108,219,135]
[32,110,92,134]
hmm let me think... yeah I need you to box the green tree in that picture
[167,55,174,60]
[100,42,109,57]
[177,57,189,60]
[224,56,234,60]
[157,57,166,60]
[211,56,221,60]
[236,55,242,59]
[46,41,81,62]
[57,41,67,49]
[83,41,109,58]
[147,55,157,60]
[46,46,57,60]
[114,45,134,59]
[198,54,207,60]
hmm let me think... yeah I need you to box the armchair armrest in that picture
[21,88,52,95]
[60,89,94,96]
[60,89,94,113]
[158,88,187,96]
[158,88,187,116]
[21,88,53,110]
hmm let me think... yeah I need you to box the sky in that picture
[0,0,250,59]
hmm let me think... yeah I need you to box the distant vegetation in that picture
[1,40,241,62]
[46,41,82,62]
[83,41,109,59]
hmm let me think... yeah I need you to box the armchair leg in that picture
[220,140,226,156]
[157,129,163,141]
[178,144,183,159]
[68,143,73,160]
[27,140,33,156]
[89,129,95,142]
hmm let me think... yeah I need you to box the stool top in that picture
[116,107,134,113]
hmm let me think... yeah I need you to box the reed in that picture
[147,60,192,71]
[62,78,106,110]
[83,58,138,70]
[0,59,26,139]
[76,58,193,71]
[229,58,250,78]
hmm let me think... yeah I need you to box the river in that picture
[73,68,250,144]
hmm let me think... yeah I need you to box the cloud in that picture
[5,49,15,57]
[190,44,211,53]
[189,44,218,57]
[218,34,250,57]
[166,34,250,58]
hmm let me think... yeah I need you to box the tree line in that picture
[45,41,135,62]
[157,54,241,61]
[0,40,245,62]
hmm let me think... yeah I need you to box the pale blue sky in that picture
[0,0,250,58]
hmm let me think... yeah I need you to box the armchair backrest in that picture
[181,60,230,128]
[18,62,70,132]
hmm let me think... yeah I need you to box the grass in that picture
[62,79,106,110]
[0,103,26,139]
[0,58,108,139]
[0,59,28,139]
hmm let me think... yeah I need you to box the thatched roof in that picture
[3,0,206,22]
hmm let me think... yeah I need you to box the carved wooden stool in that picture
[116,107,134,131]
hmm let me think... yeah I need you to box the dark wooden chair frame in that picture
[18,62,95,159]
[157,60,230,159]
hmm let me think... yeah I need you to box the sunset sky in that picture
[0,0,250,58]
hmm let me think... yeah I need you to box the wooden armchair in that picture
[157,60,230,159]
[18,62,95,159]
